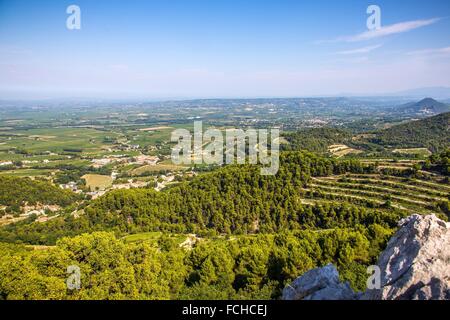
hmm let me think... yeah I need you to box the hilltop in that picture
[396,98,450,116]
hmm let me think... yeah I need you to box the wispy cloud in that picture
[319,18,440,43]
[336,44,382,55]
[408,46,450,56]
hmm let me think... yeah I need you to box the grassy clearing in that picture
[328,144,362,158]
[122,232,186,245]
[82,174,113,191]
[392,148,432,157]
[122,232,163,243]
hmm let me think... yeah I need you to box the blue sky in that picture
[0,0,449,99]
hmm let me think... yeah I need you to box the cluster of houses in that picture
[0,159,51,166]
[60,181,79,192]
[111,179,150,190]
[60,154,161,198]
[90,154,159,168]
[1,204,61,226]
[20,204,60,217]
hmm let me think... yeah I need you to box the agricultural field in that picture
[302,172,449,217]
[81,174,113,191]
[392,148,432,157]
[328,144,363,158]
[0,168,56,178]
[358,159,420,170]
[130,163,188,176]
[0,127,122,155]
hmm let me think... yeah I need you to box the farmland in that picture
[81,174,113,191]
[0,127,121,154]
[302,171,449,217]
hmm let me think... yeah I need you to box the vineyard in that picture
[302,171,449,216]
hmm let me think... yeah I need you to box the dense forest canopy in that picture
[0,176,81,209]
[427,149,450,175]
[0,151,400,300]
[0,151,405,246]
[282,128,353,153]
[369,112,450,153]
[0,225,393,300]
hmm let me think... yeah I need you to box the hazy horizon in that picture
[2,86,450,102]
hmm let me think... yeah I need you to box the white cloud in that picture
[336,44,382,55]
[408,46,450,56]
[320,18,440,43]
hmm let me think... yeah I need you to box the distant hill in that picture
[370,112,450,153]
[396,98,450,116]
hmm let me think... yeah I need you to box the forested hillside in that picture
[0,151,444,300]
[0,226,393,299]
[281,113,450,156]
[282,128,353,153]
[0,176,81,209]
[369,112,450,153]
[0,152,401,245]
[427,149,450,175]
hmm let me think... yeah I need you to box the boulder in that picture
[282,214,450,300]
[363,214,450,300]
[281,264,356,300]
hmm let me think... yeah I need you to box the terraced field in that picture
[359,159,418,170]
[301,173,449,216]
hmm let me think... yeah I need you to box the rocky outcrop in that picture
[282,264,357,300]
[363,214,450,300]
[282,214,450,300]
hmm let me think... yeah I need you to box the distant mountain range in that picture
[396,98,450,115]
